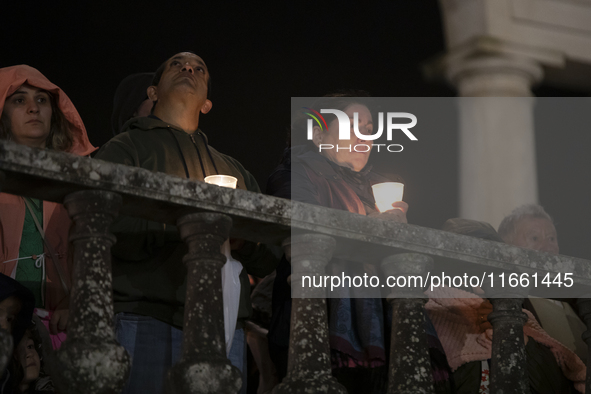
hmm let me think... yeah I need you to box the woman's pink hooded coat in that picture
[0,65,96,312]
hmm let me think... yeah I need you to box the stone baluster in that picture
[166,213,241,394]
[53,190,130,394]
[273,234,347,394]
[381,253,434,394]
[576,298,591,393]
[486,284,530,393]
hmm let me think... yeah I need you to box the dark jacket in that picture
[267,147,397,356]
[268,147,394,388]
[267,145,396,210]
[268,146,454,393]
[94,116,277,329]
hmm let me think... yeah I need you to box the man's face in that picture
[510,216,559,254]
[150,52,210,107]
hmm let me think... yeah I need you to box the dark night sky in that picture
[2,1,590,260]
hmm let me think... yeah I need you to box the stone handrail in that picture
[2,139,591,393]
[2,140,590,288]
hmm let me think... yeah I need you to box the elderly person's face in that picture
[510,216,559,254]
[313,103,373,172]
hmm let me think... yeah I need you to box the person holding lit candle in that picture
[267,93,454,393]
[95,52,277,394]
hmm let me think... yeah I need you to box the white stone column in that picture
[447,55,543,228]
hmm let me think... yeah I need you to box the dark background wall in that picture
[1,1,589,259]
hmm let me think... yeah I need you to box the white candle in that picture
[204,175,238,189]
[372,182,404,212]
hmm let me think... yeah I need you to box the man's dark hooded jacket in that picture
[95,116,276,329]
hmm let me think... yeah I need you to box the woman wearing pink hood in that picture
[0,65,96,349]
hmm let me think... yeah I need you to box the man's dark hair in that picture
[152,52,212,99]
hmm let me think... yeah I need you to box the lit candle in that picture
[204,175,238,257]
[372,182,404,212]
[204,175,238,189]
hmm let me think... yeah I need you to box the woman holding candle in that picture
[0,65,96,350]
[267,93,454,393]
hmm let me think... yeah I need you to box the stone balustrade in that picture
[2,139,591,394]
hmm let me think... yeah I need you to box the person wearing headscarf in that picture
[0,65,96,350]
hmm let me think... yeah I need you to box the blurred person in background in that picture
[499,204,587,364]
[111,72,154,136]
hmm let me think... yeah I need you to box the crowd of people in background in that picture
[0,54,587,394]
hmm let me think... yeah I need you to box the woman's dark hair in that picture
[290,90,373,149]
[0,88,74,152]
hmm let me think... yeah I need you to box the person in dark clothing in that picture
[267,95,454,393]
[95,52,276,394]
[110,72,154,135]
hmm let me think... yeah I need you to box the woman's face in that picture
[15,331,40,386]
[313,103,373,172]
[3,84,52,149]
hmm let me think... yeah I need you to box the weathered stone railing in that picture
[2,139,591,394]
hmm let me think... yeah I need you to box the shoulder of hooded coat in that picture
[0,193,25,271]
[0,65,96,156]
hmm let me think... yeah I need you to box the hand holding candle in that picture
[204,175,246,251]
[372,182,404,212]
[371,182,408,223]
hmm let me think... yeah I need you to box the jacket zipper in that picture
[189,133,207,179]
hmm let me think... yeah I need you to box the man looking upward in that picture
[95,52,275,394]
